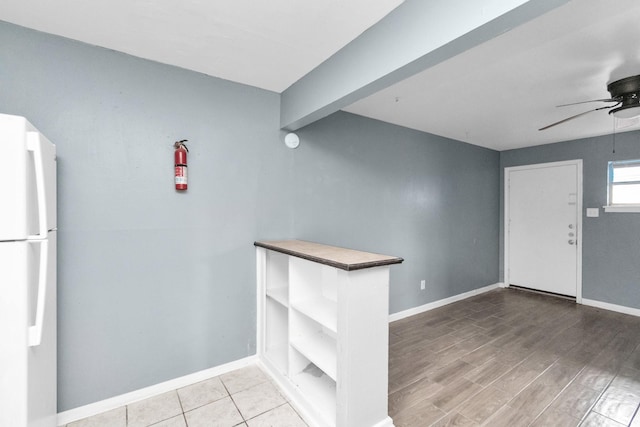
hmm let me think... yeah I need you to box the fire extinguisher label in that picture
[175,166,187,185]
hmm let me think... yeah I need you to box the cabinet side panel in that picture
[256,247,267,356]
[336,267,390,427]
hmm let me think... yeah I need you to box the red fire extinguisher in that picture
[174,140,188,191]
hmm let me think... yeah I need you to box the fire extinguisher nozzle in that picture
[174,140,189,151]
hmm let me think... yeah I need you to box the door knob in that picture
[568,232,575,237]
[568,224,574,229]
[568,240,575,245]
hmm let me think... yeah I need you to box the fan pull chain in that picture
[612,119,616,154]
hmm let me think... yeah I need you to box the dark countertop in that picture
[254,239,403,271]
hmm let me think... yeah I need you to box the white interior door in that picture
[506,161,581,297]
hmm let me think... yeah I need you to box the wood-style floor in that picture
[388,288,640,427]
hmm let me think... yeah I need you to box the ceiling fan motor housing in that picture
[607,75,640,116]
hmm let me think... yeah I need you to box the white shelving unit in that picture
[256,240,402,427]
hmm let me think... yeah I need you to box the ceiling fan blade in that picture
[538,104,619,131]
[556,98,619,107]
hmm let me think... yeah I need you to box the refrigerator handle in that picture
[26,132,48,239]
[28,239,49,347]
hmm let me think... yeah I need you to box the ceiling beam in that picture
[280,0,570,131]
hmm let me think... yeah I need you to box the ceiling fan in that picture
[539,74,640,131]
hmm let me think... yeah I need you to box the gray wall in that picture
[500,131,640,308]
[1,21,501,411]
[291,112,500,314]
[1,21,292,411]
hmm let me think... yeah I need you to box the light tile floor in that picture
[65,365,308,427]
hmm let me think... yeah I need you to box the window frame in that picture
[604,159,640,213]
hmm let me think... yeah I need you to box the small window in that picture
[605,159,640,212]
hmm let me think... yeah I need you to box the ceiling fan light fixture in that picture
[608,92,640,119]
[611,104,640,119]
[607,76,640,119]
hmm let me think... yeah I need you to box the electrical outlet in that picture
[420,280,426,290]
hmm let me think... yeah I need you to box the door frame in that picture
[503,159,583,303]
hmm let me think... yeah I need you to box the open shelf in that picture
[266,287,289,307]
[265,298,288,374]
[289,257,337,305]
[291,296,337,334]
[266,250,289,297]
[290,332,337,381]
[291,362,336,426]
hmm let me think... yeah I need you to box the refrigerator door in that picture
[27,231,57,427]
[0,232,57,427]
[0,240,30,426]
[0,114,57,241]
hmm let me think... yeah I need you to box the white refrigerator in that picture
[0,114,57,427]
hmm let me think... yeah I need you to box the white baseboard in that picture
[581,298,640,317]
[57,355,257,426]
[388,283,502,322]
[372,416,396,427]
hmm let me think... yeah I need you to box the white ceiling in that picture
[2,0,640,151]
[0,0,403,93]
[344,0,640,150]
